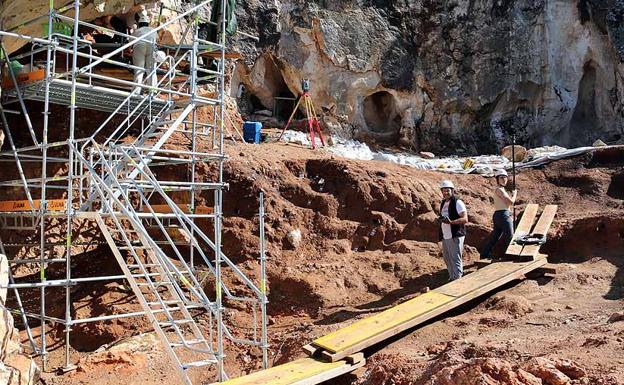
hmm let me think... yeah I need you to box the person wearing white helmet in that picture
[438,179,468,281]
[480,169,517,259]
[131,12,157,93]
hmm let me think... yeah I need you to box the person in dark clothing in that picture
[438,180,468,281]
[480,169,517,259]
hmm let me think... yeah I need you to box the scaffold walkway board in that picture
[506,204,558,259]
[2,78,169,114]
[218,356,365,385]
[0,199,65,212]
[311,255,548,362]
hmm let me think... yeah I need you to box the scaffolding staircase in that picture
[0,1,268,384]
[82,141,223,380]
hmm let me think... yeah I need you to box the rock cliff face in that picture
[233,0,624,154]
[2,0,624,154]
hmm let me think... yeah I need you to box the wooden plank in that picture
[506,204,539,256]
[219,357,363,385]
[435,257,545,297]
[519,205,558,258]
[199,51,242,59]
[302,344,320,357]
[0,199,66,212]
[534,263,559,275]
[312,291,454,355]
[292,358,365,385]
[141,203,213,215]
[475,259,492,268]
[345,353,364,365]
[311,256,548,361]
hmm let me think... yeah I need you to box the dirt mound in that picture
[430,356,586,385]
[355,352,423,385]
[201,142,623,319]
[359,343,592,385]
[484,294,534,317]
[18,141,624,384]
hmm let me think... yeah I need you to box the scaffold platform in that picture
[2,78,169,114]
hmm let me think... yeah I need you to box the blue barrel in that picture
[243,121,262,144]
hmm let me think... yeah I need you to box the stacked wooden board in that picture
[506,204,558,259]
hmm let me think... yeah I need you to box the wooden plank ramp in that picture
[505,204,539,256]
[311,256,548,362]
[518,205,558,258]
[506,204,558,259]
[218,356,365,385]
[222,257,547,385]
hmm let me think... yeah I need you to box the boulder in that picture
[501,145,528,163]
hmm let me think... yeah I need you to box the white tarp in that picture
[516,146,596,169]
[278,130,605,175]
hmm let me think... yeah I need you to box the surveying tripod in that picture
[278,79,325,149]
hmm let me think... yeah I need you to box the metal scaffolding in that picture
[0,1,268,384]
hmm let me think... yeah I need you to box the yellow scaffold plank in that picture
[435,256,547,298]
[312,256,548,361]
[313,291,454,355]
[0,199,66,212]
[220,357,362,385]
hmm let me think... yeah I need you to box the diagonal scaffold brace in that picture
[278,78,325,149]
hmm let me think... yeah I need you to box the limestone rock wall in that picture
[232,0,624,154]
[0,255,39,385]
[2,0,624,153]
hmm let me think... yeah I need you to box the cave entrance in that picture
[363,91,401,133]
[239,55,297,120]
[261,56,296,120]
[569,62,599,146]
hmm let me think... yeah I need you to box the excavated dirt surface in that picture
[20,141,624,385]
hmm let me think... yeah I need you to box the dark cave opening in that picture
[569,62,599,146]
[577,0,592,24]
[261,56,296,119]
[238,56,296,120]
[363,91,401,134]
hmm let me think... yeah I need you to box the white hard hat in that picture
[495,169,508,178]
[155,50,167,63]
[137,13,150,24]
[440,180,455,189]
